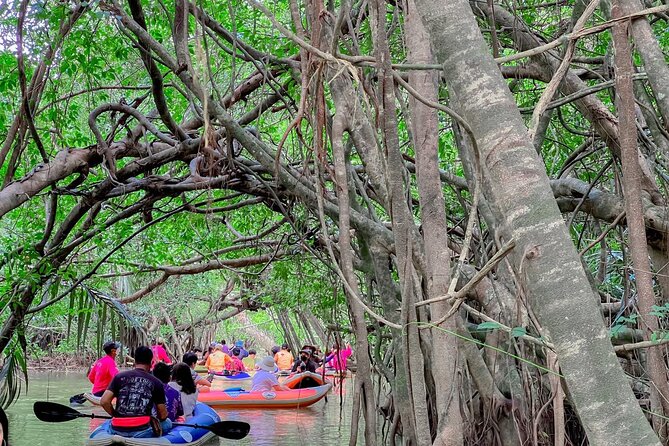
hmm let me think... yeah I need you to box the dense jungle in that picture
[1,0,669,444]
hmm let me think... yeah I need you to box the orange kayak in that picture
[283,371,327,388]
[198,373,332,409]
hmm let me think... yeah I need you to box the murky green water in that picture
[7,371,362,445]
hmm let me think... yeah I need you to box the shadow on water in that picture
[8,371,363,445]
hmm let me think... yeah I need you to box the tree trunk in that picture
[619,0,669,132]
[405,0,463,443]
[612,4,669,439]
[413,0,660,444]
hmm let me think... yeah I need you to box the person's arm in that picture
[155,403,169,421]
[272,383,291,391]
[100,390,115,416]
[195,375,212,387]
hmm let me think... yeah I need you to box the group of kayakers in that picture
[85,336,352,439]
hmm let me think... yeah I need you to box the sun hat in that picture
[258,356,277,372]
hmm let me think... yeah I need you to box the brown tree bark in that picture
[612,3,669,439]
[413,0,660,444]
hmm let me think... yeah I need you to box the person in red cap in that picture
[88,341,120,397]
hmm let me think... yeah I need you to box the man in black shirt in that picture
[291,348,318,373]
[100,345,172,438]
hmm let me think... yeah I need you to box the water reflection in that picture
[8,372,362,445]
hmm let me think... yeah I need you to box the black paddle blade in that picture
[34,401,90,422]
[205,420,250,440]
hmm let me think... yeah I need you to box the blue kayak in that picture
[86,403,220,446]
[211,371,251,381]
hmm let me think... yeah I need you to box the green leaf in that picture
[477,321,502,331]
[511,326,527,338]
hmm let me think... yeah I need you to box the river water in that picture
[7,371,362,445]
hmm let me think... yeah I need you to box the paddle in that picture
[33,401,250,440]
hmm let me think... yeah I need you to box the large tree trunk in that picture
[405,0,463,444]
[413,0,660,444]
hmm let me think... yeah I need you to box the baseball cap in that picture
[103,341,119,354]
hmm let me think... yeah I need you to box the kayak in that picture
[210,371,252,382]
[283,371,327,388]
[87,403,219,446]
[198,378,332,409]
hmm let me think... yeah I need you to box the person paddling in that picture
[100,346,172,438]
[87,341,119,397]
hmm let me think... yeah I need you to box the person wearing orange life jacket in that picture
[100,346,172,438]
[274,343,294,371]
[88,341,120,397]
[205,343,232,374]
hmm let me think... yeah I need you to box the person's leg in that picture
[127,427,155,438]
[92,390,105,397]
[109,427,154,438]
[160,419,173,433]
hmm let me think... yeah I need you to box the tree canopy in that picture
[2,0,669,444]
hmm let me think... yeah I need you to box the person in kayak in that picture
[152,362,183,422]
[326,343,353,372]
[229,347,246,373]
[100,345,172,438]
[251,357,290,392]
[220,339,230,355]
[234,340,249,359]
[291,348,318,373]
[169,363,199,419]
[205,343,232,374]
[151,337,172,369]
[182,352,212,388]
[274,343,294,371]
[242,349,257,370]
[87,341,119,397]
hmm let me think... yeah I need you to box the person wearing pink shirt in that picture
[326,343,352,372]
[88,341,120,397]
[151,337,172,369]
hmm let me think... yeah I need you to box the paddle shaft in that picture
[70,411,214,430]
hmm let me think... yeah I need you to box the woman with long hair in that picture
[169,363,198,419]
